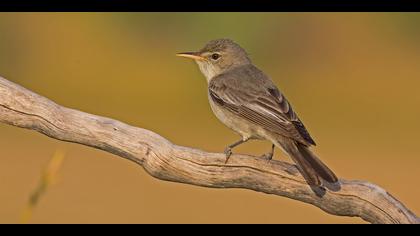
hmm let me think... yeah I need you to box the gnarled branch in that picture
[0,76,418,224]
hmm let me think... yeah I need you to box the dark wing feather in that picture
[209,70,316,146]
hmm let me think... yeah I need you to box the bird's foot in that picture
[224,147,233,164]
[261,152,273,161]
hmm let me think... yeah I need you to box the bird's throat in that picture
[196,61,220,83]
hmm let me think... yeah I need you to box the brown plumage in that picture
[178,38,338,186]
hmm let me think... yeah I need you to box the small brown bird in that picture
[177,38,338,186]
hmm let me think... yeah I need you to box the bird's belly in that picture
[208,97,265,140]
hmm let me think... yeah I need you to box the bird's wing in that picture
[209,72,316,146]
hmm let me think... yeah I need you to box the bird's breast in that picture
[207,93,264,140]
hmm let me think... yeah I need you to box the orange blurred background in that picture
[0,13,419,223]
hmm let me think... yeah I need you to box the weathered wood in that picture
[0,76,418,224]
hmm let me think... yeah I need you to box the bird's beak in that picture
[176,52,205,61]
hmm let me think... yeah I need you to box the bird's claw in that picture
[261,152,273,161]
[224,147,233,164]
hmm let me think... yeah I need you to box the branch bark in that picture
[0,76,418,224]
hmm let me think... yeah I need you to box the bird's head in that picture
[177,38,251,81]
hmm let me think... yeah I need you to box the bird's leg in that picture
[261,144,275,161]
[224,138,249,164]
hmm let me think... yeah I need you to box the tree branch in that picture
[0,76,418,224]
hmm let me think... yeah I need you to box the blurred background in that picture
[0,13,419,224]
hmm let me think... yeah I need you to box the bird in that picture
[177,38,338,187]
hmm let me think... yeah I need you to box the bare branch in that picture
[0,76,418,224]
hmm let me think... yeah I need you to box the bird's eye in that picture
[211,53,220,60]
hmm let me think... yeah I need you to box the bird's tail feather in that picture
[296,144,338,184]
[275,140,338,186]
